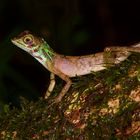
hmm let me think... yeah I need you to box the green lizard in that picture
[11,31,140,102]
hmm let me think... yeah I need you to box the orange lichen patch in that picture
[108,98,119,108]
[99,99,119,116]
[75,122,86,129]
[42,130,49,136]
[64,109,81,124]
[1,131,6,139]
[64,109,87,129]
[129,85,140,102]
[115,84,122,90]
[32,134,39,139]
[108,98,120,114]
[99,108,108,116]
[126,121,140,135]
[0,131,17,139]
[112,84,122,91]
[12,131,17,138]
[128,65,138,78]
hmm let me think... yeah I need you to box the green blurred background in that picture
[0,0,140,108]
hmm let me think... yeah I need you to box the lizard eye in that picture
[23,35,33,45]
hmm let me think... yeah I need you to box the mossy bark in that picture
[0,53,140,139]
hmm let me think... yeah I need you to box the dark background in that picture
[0,0,140,107]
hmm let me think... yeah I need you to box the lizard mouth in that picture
[11,38,20,46]
[11,39,29,52]
[11,38,16,44]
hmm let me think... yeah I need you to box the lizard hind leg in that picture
[104,46,132,65]
[55,73,72,103]
[44,73,56,99]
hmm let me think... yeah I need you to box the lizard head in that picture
[11,31,55,62]
[11,30,45,54]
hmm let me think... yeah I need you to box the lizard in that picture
[11,30,140,102]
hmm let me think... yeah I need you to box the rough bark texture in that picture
[0,53,140,139]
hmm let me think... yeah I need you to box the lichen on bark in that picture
[0,53,140,139]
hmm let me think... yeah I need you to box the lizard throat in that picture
[31,50,47,65]
[30,44,55,67]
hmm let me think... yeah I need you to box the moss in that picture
[1,53,140,139]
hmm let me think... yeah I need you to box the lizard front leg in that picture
[45,70,72,102]
[45,73,56,99]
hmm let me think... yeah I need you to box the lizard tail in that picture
[131,42,140,48]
